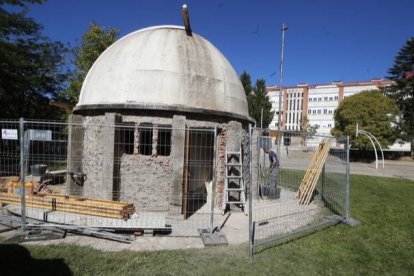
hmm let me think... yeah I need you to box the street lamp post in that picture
[277,23,287,149]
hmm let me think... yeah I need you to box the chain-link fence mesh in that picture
[0,119,224,236]
[249,128,348,256]
[1,119,349,256]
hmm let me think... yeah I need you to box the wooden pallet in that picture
[0,193,135,220]
[297,139,332,205]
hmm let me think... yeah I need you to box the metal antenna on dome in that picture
[182,4,192,36]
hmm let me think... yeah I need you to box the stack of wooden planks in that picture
[297,139,332,205]
[0,193,135,220]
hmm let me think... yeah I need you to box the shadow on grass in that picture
[0,244,72,275]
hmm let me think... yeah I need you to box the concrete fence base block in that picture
[343,217,360,227]
[200,229,228,246]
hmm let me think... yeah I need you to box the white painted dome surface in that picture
[76,25,249,120]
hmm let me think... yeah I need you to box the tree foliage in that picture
[331,90,400,150]
[240,72,274,128]
[384,37,414,157]
[0,0,68,119]
[62,23,119,105]
[300,115,318,137]
[240,71,252,97]
[251,79,274,128]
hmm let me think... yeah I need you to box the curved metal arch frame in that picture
[356,124,385,169]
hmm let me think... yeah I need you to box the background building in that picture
[266,79,410,151]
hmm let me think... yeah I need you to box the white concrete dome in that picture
[75,25,249,121]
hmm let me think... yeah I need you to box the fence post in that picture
[19,118,26,230]
[321,163,325,199]
[210,127,217,233]
[345,136,350,220]
[248,124,253,261]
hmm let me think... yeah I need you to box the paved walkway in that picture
[350,160,414,181]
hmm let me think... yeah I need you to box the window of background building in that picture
[312,110,316,114]
[324,97,328,101]
[317,109,321,114]
[329,97,333,101]
[328,110,333,114]
[334,96,338,100]
[323,109,327,114]
[308,109,311,115]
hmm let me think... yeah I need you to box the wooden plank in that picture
[300,144,327,203]
[35,194,132,207]
[300,139,331,204]
[0,196,131,216]
[297,141,325,197]
[0,193,135,219]
[301,142,326,191]
[297,139,332,205]
[0,199,128,219]
[302,140,332,205]
[299,142,326,199]
[1,193,134,211]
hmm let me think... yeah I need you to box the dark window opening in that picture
[139,124,153,155]
[157,126,172,156]
[119,123,135,154]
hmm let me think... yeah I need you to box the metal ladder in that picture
[221,147,247,215]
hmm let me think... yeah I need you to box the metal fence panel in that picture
[249,129,348,256]
[1,120,349,254]
[0,119,222,237]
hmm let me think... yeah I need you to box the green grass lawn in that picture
[1,175,413,275]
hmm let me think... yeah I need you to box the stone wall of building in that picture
[119,155,172,211]
[214,121,249,209]
[81,115,108,199]
[67,114,84,196]
[77,114,178,211]
[71,112,251,214]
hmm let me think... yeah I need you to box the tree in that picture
[62,23,119,105]
[299,115,319,145]
[240,71,255,120]
[384,37,414,158]
[331,90,400,150]
[240,71,253,97]
[249,79,274,128]
[0,0,69,119]
[239,72,274,128]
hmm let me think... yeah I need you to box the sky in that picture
[26,0,414,87]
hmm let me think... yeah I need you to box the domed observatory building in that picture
[67,21,251,218]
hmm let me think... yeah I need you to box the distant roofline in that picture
[267,79,394,91]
